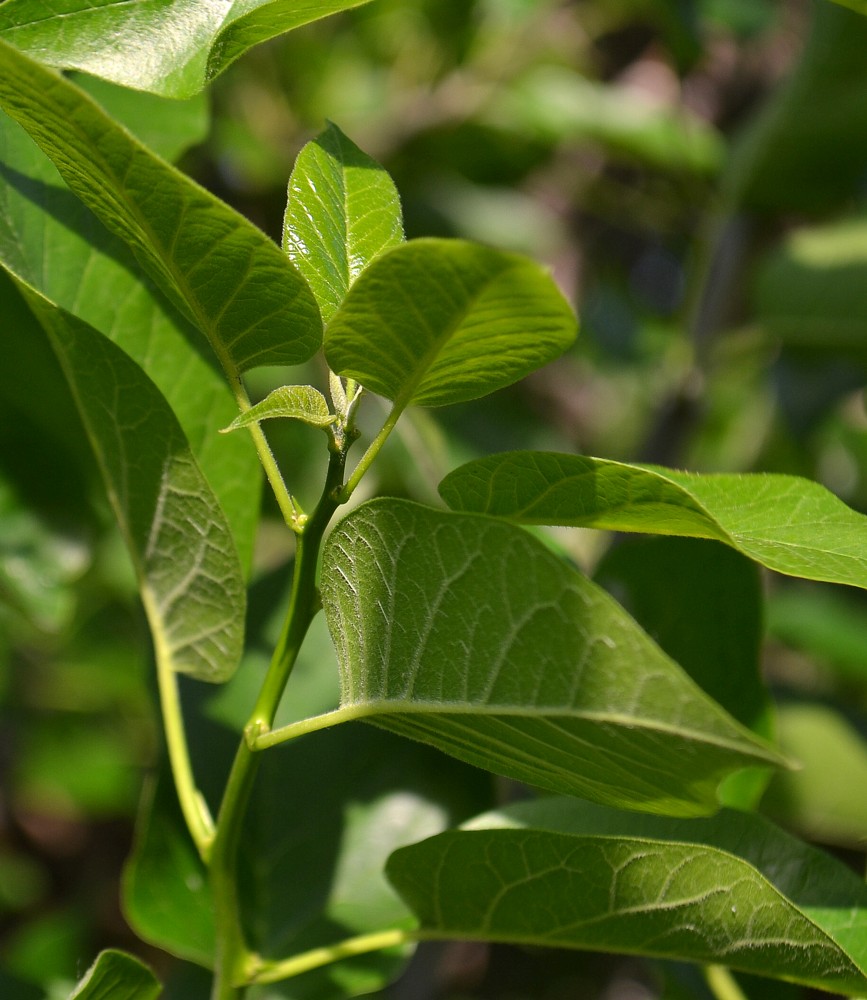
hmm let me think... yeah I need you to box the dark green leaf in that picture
[439,452,867,590]
[0,40,322,376]
[0,0,375,99]
[387,798,867,996]
[320,500,783,818]
[0,107,260,570]
[324,239,576,410]
[123,776,214,968]
[284,122,404,324]
[18,284,244,682]
[223,386,335,433]
[68,949,160,1000]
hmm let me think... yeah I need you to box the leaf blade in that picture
[324,239,576,410]
[68,949,160,1000]
[440,452,867,590]
[321,500,783,818]
[223,386,335,433]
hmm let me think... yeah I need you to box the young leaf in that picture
[0,0,375,99]
[18,283,245,683]
[222,386,335,433]
[284,122,404,324]
[386,798,867,996]
[0,40,322,378]
[0,108,260,571]
[68,949,160,1000]
[319,500,783,818]
[324,238,576,410]
[440,452,867,590]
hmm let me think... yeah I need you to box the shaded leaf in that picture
[0,107,260,571]
[324,238,576,410]
[123,775,214,968]
[18,283,244,682]
[68,949,160,1000]
[320,500,782,818]
[284,122,404,324]
[0,40,322,377]
[387,798,867,996]
[440,452,867,590]
[223,386,335,433]
[0,0,375,99]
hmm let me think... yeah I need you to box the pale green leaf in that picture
[223,386,335,433]
[68,949,160,1000]
[319,500,783,818]
[0,40,322,377]
[0,0,375,99]
[439,452,867,590]
[284,122,404,324]
[19,284,245,682]
[325,238,576,411]
[0,107,260,571]
[387,798,867,996]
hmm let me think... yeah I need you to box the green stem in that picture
[208,444,349,1000]
[249,929,414,986]
[704,965,749,1000]
[251,704,373,751]
[155,648,214,860]
[339,402,402,502]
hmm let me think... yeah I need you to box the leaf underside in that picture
[69,949,160,1000]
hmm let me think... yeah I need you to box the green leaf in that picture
[0,0,375,99]
[594,537,774,810]
[320,500,783,818]
[439,452,867,591]
[18,284,245,682]
[0,40,322,377]
[387,798,867,996]
[123,776,214,968]
[0,107,260,571]
[223,386,335,433]
[68,949,160,1000]
[284,122,404,325]
[324,238,576,410]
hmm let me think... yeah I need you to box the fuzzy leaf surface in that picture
[284,122,404,324]
[224,386,335,433]
[68,949,160,1000]
[324,239,576,409]
[19,285,244,682]
[387,798,867,996]
[320,500,782,818]
[0,107,260,570]
[0,0,375,99]
[0,40,322,376]
[440,452,867,590]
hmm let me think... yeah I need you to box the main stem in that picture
[208,445,348,1000]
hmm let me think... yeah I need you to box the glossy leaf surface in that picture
[223,386,335,433]
[0,40,322,376]
[284,122,404,324]
[320,500,782,817]
[387,798,867,996]
[0,0,375,99]
[440,452,867,590]
[0,107,260,570]
[68,949,160,1000]
[19,286,244,682]
[325,239,576,409]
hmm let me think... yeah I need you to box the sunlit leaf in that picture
[319,500,783,818]
[440,452,867,590]
[284,121,404,324]
[0,0,375,99]
[387,798,867,996]
[0,40,322,378]
[325,239,576,411]
[68,949,160,1000]
[18,284,245,682]
[223,386,335,433]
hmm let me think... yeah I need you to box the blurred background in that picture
[4,0,867,997]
